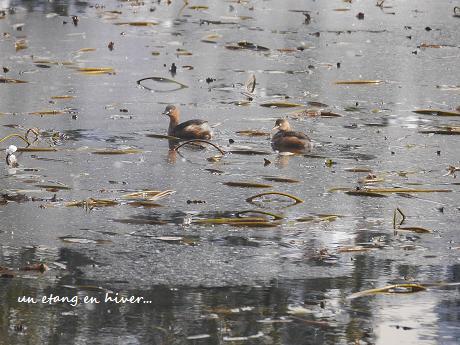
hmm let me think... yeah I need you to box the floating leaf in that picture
[230,149,271,155]
[92,148,143,155]
[397,226,432,233]
[262,176,300,183]
[36,184,71,190]
[121,190,174,201]
[189,5,209,10]
[78,67,115,75]
[226,41,269,51]
[146,133,180,140]
[194,217,278,227]
[344,167,373,172]
[114,21,159,26]
[176,48,192,56]
[201,33,222,43]
[246,191,304,205]
[419,127,460,135]
[127,201,162,208]
[65,198,119,208]
[236,130,270,137]
[28,110,66,115]
[413,109,460,116]
[348,284,427,299]
[260,102,304,108]
[277,48,298,53]
[224,181,272,188]
[0,77,28,84]
[33,59,74,66]
[51,95,75,100]
[335,80,383,85]
[236,210,284,220]
[333,187,451,194]
[59,236,112,244]
[78,48,96,52]
[345,190,387,197]
[20,263,49,272]
[419,43,444,48]
[17,147,58,152]
[338,246,372,253]
[137,76,188,92]
[187,335,211,340]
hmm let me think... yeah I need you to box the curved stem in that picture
[173,139,225,155]
[0,133,30,146]
[236,210,284,220]
[246,191,304,205]
[25,128,40,143]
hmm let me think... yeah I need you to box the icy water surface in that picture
[0,0,459,344]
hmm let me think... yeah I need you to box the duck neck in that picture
[168,116,179,135]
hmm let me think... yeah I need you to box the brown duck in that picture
[271,119,311,152]
[163,105,212,140]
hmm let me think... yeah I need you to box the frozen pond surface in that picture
[0,0,459,344]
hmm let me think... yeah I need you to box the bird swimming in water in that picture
[271,118,311,152]
[162,105,212,140]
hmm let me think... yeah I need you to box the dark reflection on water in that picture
[9,0,88,16]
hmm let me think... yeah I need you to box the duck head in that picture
[162,105,179,119]
[273,118,292,131]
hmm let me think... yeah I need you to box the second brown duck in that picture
[271,118,311,152]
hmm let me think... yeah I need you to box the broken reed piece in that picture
[173,139,225,155]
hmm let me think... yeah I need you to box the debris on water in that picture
[260,102,303,108]
[78,67,115,75]
[20,263,49,272]
[246,191,304,205]
[397,226,432,234]
[137,76,188,92]
[335,80,382,85]
[169,63,177,76]
[122,190,175,202]
[186,199,206,204]
[236,130,270,137]
[59,236,111,244]
[0,76,27,84]
[201,33,222,43]
[223,181,272,188]
[348,284,427,299]
[115,21,159,26]
[15,39,28,51]
[91,148,143,155]
[413,109,460,117]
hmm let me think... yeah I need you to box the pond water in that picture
[0,0,459,344]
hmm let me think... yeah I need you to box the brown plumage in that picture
[271,119,311,152]
[162,105,212,140]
